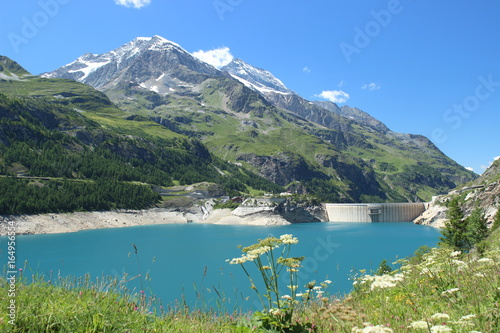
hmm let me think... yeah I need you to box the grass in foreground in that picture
[1,229,499,332]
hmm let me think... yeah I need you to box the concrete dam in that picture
[324,202,428,222]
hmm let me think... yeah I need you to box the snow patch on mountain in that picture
[229,73,290,95]
[42,35,187,82]
[221,58,294,96]
[67,56,112,81]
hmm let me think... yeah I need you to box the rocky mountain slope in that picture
[0,55,30,80]
[415,158,500,227]
[41,35,477,202]
[0,58,285,215]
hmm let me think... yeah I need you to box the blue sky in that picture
[1,0,499,174]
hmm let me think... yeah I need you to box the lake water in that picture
[3,222,441,311]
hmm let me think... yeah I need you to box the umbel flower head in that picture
[227,234,299,264]
[280,234,299,244]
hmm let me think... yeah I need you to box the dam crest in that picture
[324,202,428,222]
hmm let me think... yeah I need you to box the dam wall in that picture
[324,202,428,222]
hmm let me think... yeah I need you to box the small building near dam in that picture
[324,202,428,222]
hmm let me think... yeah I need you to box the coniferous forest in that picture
[0,92,282,215]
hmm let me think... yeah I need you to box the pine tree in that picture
[376,259,393,275]
[439,198,470,251]
[466,207,489,245]
[492,208,500,232]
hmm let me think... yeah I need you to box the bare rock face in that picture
[278,197,327,223]
[414,159,500,228]
[414,200,448,228]
[461,181,500,224]
[236,152,323,186]
[231,197,328,224]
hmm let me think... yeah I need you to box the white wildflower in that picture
[369,274,403,290]
[401,264,413,271]
[430,325,452,332]
[408,320,429,329]
[323,279,332,284]
[280,234,298,244]
[425,258,436,266]
[227,257,245,265]
[430,313,450,321]
[450,250,462,257]
[393,273,405,281]
[362,275,375,284]
[269,308,281,316]
[281,294,292,300]
[460,314,476,321]
[247,246,269,256]
[420,267,432,275]
[452,259,466,266]
[477,258,494,264]
[441,288,460,295]
[315,290,324,295]
[451,314,476,326]
[352,325,393,333]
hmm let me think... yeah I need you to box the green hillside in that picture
[0,69,283,214]
[108,74,475,203]
[0,54,478,212]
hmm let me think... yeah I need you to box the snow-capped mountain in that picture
[36,36,479,201]
[42,35,391,135]
[220,58,294,95]
[43,35,222,94]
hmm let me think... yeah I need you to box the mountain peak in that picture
[0,55,31,80]
[133,35,185,52]
[42,35,220,91]
[221,58,294,95]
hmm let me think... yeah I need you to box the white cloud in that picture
[315,90,350,103]
[114,0,152,9]
[361,82,381,91]
[303,66,311,73]
[480,156,500,172]
[192,47,233,69]
[465,167,474,172]
[337,80,345,88]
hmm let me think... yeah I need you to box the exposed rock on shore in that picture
[0,195,328,235]
[414,159,500,228]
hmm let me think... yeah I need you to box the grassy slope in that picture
[1,70,476,203]
[112,76,476,202]
[0,77,184,142]
[0,80,282,211]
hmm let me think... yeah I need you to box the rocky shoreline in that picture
[0,197,327,236]
[414,178,500,229]
[5,178,498,236]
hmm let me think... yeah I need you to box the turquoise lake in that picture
[3,222,441,311]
